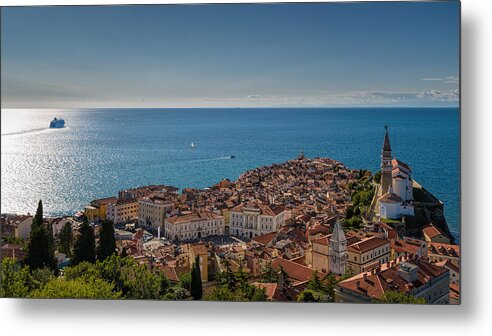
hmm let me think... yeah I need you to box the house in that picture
[107,198,139,224]
[271,257,325,283]
[346,236,391,275]
[428,242,459,267]
[86,196,118,221]
[422,224,451,244]
[138,196,174,228]
[164,210,224,241]
[390,237,428,260]
[335,256,450,304]
[230,201,286,239]
[2,214,34,239]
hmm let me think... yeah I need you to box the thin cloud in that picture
[422,75,459,84]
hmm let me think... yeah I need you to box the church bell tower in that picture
[381,126,393,195]
[329,219,347,275]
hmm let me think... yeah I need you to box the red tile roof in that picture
[251,232,277,246]
[422,224,449,239]
[338,258,448,300]
[272,257,324,282]
[428,242,460,258]
[348,236,389,254]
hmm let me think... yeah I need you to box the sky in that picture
[1,2,460,108]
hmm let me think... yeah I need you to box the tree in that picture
[179,271,192,291]
[205,268,267,302]
[0,258,33,298]
[190,256,203,300]
[120,247,128,258]
[307,271,324,292]
[97,220,116,261]
[72,219,96,265]
[64,255,170,299]
[376,291,426,304]
[373,170,382,183]
[260,261,278,283]
[298,289,320,302]
[59,221,73,257]
[26,200,57,273]
[30,278,121,299]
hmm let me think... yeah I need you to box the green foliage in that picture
[373,170,382,183]
[297,289,320,302]
[205,264,266,301]
[72,220,96,265]
[345,174,375,231]
[376,291,426,304]
[345,216,363,231]
[0,258,33,298]
[30,278,121,299]
[179,271,192,291]
[303,272,344,302]
[59,221,73,257]
[2,235,28,250]
[64,261,101,281]
[65,255,169,299]
[26,200,58,274]
[31,267,55,291]
[162,286,189,300]
[190,256,203,300]
[97,220,116,261]
[259,260,278,283]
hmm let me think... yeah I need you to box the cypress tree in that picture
[72,219,96,265]
[59,222,73,257]
[190,256,203,300]
[97,220,116,261]
[26,200,57,273]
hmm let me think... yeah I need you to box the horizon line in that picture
[1,105,460,110]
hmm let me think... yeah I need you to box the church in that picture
[378,126,415,220]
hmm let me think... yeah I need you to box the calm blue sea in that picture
[1,108,460,240]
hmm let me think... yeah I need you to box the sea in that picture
[1,108,460,241]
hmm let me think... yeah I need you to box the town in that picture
[1,128,459,303]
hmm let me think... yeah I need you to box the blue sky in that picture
[1,2,460,108]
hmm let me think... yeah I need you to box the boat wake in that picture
[1,127,67,137]
[190,156,234,163]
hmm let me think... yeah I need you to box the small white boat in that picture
[191,142,196,148]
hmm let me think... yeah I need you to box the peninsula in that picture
[1,128,459,303]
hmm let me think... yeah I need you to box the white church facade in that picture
[378,127,415,220]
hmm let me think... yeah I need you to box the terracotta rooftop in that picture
[251,232,277,246]
[428,242,460,258]
[422,224,449,239]
[272,257,325,283]
[230,201,285,216]
[348,236,389,254]
[166,211,223,225]
[338,258,448,300]
[392,158,412,172]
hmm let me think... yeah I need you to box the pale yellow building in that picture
[107,198,139,224]
[138,196,174,228]
[164,210,224,241]
[346,236,390,274]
